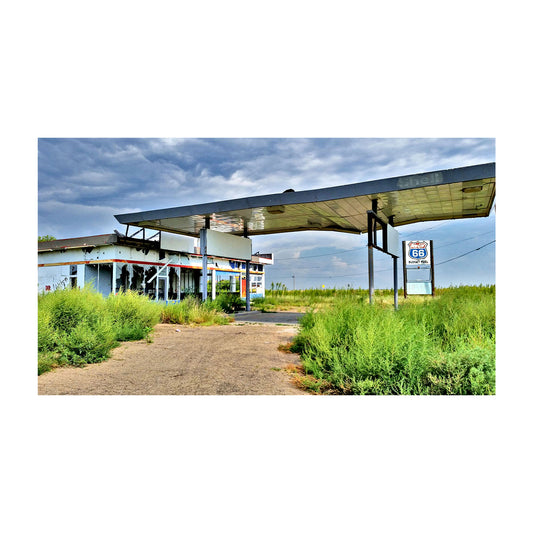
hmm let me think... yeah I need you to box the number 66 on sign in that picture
[405,240,431,265]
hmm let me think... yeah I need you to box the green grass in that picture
[38,288,230,374]
[159,296,231,326]
[252,287,407,311]
[252,288,346,311]
[38,286,496,395]
[290,285,495,395]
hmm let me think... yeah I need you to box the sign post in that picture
[402,240,435,297]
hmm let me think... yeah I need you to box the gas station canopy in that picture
[115,162,495,237]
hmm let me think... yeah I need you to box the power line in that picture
[435,240,495,266]
[272,224,493,263]
[273,220,454,261]
[272,230,495,270]
[271,239,496,281]
[436,229,494,249]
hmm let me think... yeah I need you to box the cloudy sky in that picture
[38,138,495,289]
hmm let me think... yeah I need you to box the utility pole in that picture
[292,274,295,291]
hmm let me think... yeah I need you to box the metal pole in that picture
[388,215,398,310]
[200,228,208,302]
[367,209,374,304]
[243,224,250,311]
[430,239,435,297]
[393,256,398,310]
[402,241,408,298]
[245,261,251,311]
[368,246,374,304]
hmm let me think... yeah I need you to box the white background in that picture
[1,1,530,532]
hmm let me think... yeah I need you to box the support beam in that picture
[212,270,217,300]
[367,201,378,305]
[200,228,208,302]
[430,239,435,297]
[389,215,398,311]
[244,224,251,311]
[402,242,408,299]
[393,257,398,310]
[245,261,251,311]
[368,239,374,304]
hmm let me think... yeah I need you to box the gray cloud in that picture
[38,138,495,288]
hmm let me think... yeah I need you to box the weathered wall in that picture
[38,244,267,298]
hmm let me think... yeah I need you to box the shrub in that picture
[58,318,118,365]
[213,293,245,314]
[291,287,495,395]
[37,287,163,373]
[41,287,105,333]
[159,296,230,325]
[105,290,160,341]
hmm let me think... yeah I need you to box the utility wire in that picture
[273,225,492,262]
[435,240,495,266]
[273,239,496,281]
[274,231,495,270]
[273,220,454,261]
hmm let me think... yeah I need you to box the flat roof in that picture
[38,234,117,252]
[115,162,495,237]
[37,233,273,264]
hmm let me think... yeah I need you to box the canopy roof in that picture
[115,162,495,237]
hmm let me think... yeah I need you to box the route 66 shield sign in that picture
[405,240,431,265]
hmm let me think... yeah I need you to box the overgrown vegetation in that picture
[159,296,232,325]
[253,287,410,311]
[38,285,496,396]
[38,288,230,375]
[290,286,495,395]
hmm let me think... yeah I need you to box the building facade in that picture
[38,232,273,301]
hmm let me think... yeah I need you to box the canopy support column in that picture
[200,217,210,302]
[368,199,378,304]
[244,225,251,311]
[389,215,398,311]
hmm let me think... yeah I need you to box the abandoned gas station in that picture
[38,162,495,306]
[38,230,273,300]
[113,162,495,309]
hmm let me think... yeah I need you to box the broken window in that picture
[70,265,78,288]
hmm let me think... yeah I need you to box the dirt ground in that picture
[38,323,309,395]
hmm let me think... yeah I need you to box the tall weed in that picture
[291,286,495,395]
[105,290,161,340]
[159,296,230,325]
[38,287,168,373]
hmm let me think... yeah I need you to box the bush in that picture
[291,286,495,395]
[38,287,164,373]
[58,318,118,365]
[38,288,232,374]
[159,296,230,325]
[212,293,245,314]
[105,289,160,340]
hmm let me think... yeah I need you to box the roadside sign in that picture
[402,240,435,297]
[405,240,431,265]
